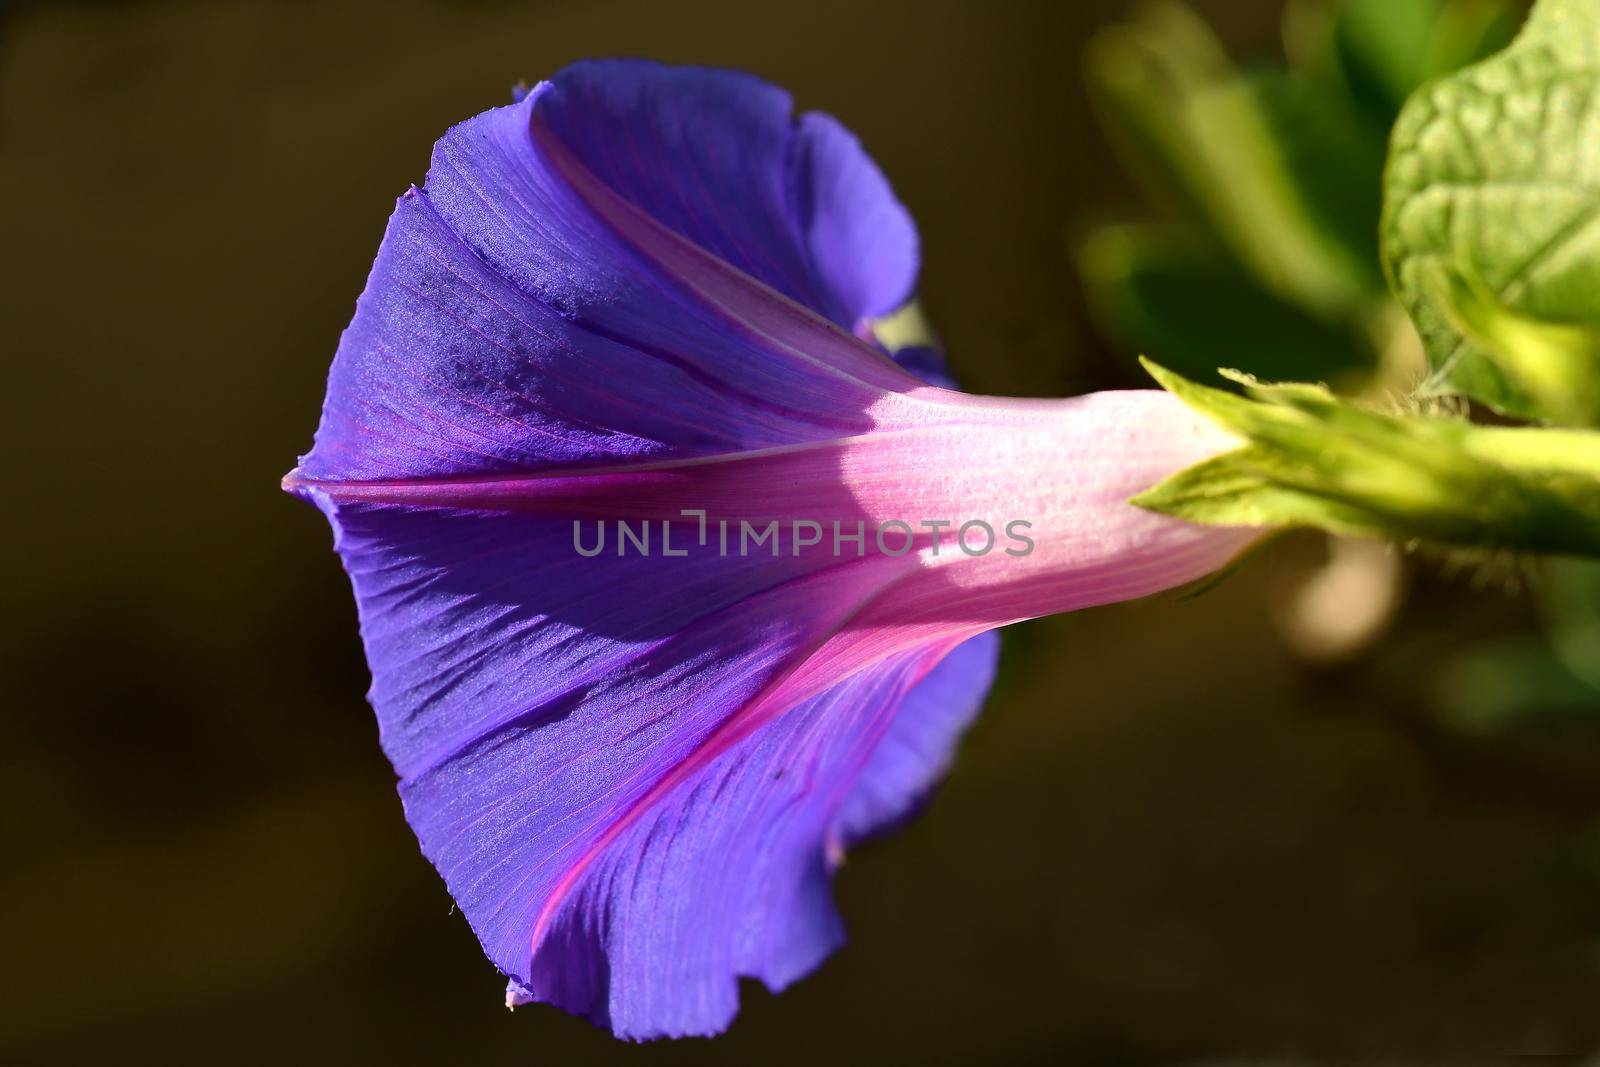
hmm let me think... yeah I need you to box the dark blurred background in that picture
[4,0,1599,1062]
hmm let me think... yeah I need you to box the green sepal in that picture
[1135,360,1600,558]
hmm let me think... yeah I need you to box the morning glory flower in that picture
[284,59,1251,1039]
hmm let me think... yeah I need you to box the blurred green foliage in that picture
[1079,0,1518,389]
[1433,558,1600,732]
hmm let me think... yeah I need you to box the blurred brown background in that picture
[3,0,1599,1062]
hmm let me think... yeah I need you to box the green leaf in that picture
[1135,360,1600,557]
[1430,262,1600,425]
[1382,0,1600,419]
[1075,224,1374,385]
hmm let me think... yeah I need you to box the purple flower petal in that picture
[533,60,918,331]
[299,70,920,484]
[834,630,1001,848]
[287,58,1250,1040]
[493,635,990,1036]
